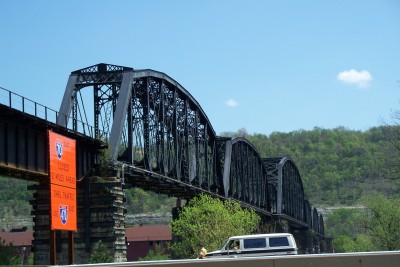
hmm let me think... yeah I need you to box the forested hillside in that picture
[1,126,399,225]
[242,126,400,206]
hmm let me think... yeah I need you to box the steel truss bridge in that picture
[0,63,324,235]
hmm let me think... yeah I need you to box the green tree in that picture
[332,234,374,253]
[332,235,357,252]
[325,208,363,238]
[326,194,400,252]
[0,237,15,265]
[358,193,400,250]
[138,243,171,261]
[89,241,113,263]
[125,188,176,214]
[0,177,34,219]
[171,194,260,259]
[354,234,375,252]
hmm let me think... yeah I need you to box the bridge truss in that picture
[56,63,325,234]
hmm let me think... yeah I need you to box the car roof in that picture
[228,233,293,239]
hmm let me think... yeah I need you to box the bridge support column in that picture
[258,216,289,234]
[292,229,315,254]
[292,229,333,254]
[171,198,187,221]
[30,176,127,265]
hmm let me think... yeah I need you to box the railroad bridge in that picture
[0,63,331,265]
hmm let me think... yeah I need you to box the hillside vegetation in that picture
[1,126,399,225]
[241,126,399,206]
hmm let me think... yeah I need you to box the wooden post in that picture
[68,231,74,264]
[50,230,56,265]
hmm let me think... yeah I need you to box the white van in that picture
[206,233,298,258]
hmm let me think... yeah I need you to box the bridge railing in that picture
[0,86,102,139]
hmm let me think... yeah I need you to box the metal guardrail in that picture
[0,86,104,139]
[53,251,400,267]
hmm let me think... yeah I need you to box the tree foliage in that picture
[332,234,374,253]
[325,208,363,238]
[243,126,398,206]
[0,177,35,219]
[124,188,176,214]
[0,237,19,265]
[329,193,400,252]
[138,243,171,261]
[89,241,113,263]
[171,194,260,259]
[358,193,400,250]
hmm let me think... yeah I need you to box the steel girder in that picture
[263,157,305,218]
[310,206,325,235]
[57,64,217,190]
[127,72,217,190]
[56,63,324,233]
[218,137,270,210]
[312,207,320,232]
[304,198,312,229]
[58,63,134,143]
[0,85,103,181]
[281,158,305,222]
[263,157,325,234]
[263,157,281,213]
[319,212,325,236]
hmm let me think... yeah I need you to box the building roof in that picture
[0,229,33,246]
[125,225,171,242]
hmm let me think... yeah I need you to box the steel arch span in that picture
[57,63,324,234]
[58,63,218,189]
[263,157,324,233]
[217,137,270,211]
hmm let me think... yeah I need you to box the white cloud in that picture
[337,69,373,88]
[225,99,238,107]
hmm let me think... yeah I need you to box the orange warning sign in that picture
[50,184,77,231]
[49,131,76,189]
[48,130,77,231]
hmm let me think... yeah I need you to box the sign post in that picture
[48,130,77,265]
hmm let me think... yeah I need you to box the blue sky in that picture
[1,0,399,135]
